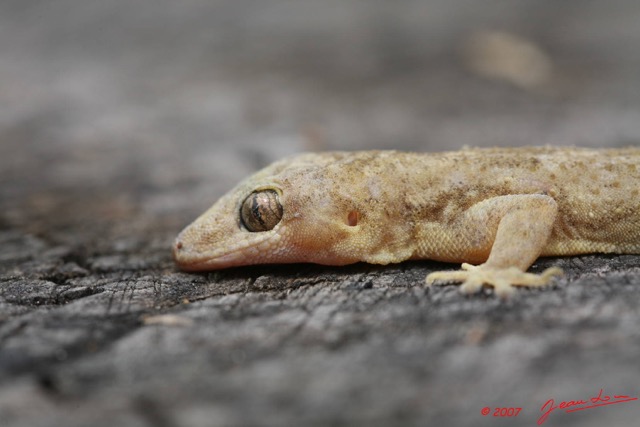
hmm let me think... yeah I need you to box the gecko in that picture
[173,147,640,297]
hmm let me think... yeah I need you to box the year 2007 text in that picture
[481,407,522,417]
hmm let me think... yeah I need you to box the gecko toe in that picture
[459,277,483,294]
[425,270,469,286]
[425,264,563,296]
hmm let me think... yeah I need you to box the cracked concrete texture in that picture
[2,1,640,426]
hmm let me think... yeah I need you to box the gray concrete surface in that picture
[1,1,640,426]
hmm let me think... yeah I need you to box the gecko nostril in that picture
[176,241,183,250]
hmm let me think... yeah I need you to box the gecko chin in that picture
[174,255,243,271]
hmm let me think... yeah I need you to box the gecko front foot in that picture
[425,263,563,297]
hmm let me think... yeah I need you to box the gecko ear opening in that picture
[346,210,360,227]
[240,190,283,232]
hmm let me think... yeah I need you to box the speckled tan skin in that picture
[173,147,640,296]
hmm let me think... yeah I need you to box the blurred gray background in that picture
[1,1,640,426]
[3,0,640,215]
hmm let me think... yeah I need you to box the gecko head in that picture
[172,184,290,271]
[173,154,381,271]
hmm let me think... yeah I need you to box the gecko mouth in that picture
[172,240,248,271]
[172,231,282,271]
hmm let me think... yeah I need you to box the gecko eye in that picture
[240,190,283,232]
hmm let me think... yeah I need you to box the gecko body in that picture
[173,147,640,296]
